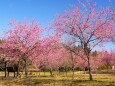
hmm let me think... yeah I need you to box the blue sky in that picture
[0,0,115,51]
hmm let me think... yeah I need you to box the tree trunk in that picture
[107,63,109,73]
[8,72,9,77]
[17,60,20,77]
[56,67,59,76]
[36,70,38,77]
[25,59,28,77]
[65,68,67,76]
[14,71,15,77]
[88,57,92,81]
[57,67,59,75]
[72,68,75,80]
[84,46,93,81]
[96,69,97,75]
[50,67,53,76]
[66,68,67,76]
[71,52,74,79]
[44,70,45,76]
[63,67,65,76]
[5,62,7,77]
[84,67,86,74]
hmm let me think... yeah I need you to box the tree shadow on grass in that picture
[14,79,115,86]
[72,80,115,86]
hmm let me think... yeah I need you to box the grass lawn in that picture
[0,70,115,86]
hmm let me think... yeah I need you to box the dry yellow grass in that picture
[0,70,115,86]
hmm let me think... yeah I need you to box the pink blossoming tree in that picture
[2,20,42,77]
[52,1,114,80]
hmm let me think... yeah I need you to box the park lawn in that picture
[0,70,115,86]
